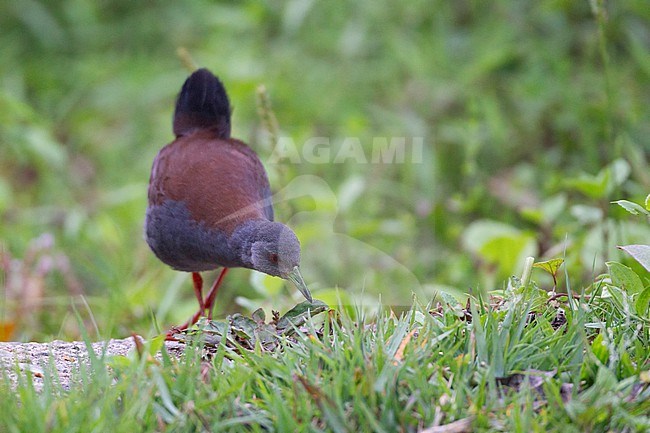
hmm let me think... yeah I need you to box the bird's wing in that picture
[148,132,273,234]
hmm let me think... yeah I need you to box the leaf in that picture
[612,200,650,216]
[147,335,166,357]
[462,220,519,254]
[533,258,564,276]
[152,371,182,422]
[480,234,537,278]
[566,160,629,200]
[646,194,650,211]
[540,193,567,223]
[591,333,608,364]
[606,261,644,295]
[570,204,603,223]
[636,286,650,318]
[202,319,228,335]
[618,245,650,272]
[251,307,266,324]
[462,220,537,278]
[496,369,556,394]
[181,318,230,346]
[276,300,329,332]
[609,159,631,187]
[565,171,609,199]
[106,355,132,370]
[230,314,258,342]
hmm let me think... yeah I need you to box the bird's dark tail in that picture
[173,68,231,138]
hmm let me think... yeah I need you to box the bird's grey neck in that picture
[229,219,271,267]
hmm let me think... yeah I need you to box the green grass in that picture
[2,264,649,432]
[1,0,648,340]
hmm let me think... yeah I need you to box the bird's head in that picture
[246,222,312,302]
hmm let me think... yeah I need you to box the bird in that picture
[145,68,312,333]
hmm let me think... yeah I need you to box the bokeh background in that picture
[1,0,648,341]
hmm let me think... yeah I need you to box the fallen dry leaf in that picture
[420,416,474,433]
[393,328,418,364]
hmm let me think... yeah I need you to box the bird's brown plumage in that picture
[148,129,273,234]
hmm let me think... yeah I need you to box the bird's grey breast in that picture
[145,199,242,272]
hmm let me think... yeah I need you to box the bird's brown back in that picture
[148,130,273,234]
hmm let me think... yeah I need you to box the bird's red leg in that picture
[191,272,205,314]
[203,267,229,320]
[165,268,229,341]
[165,273,206,340]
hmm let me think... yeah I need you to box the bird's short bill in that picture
[287,266,313,303]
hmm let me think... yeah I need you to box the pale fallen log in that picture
[0,338,186,391]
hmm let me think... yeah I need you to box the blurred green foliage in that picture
[0,0,648,340]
